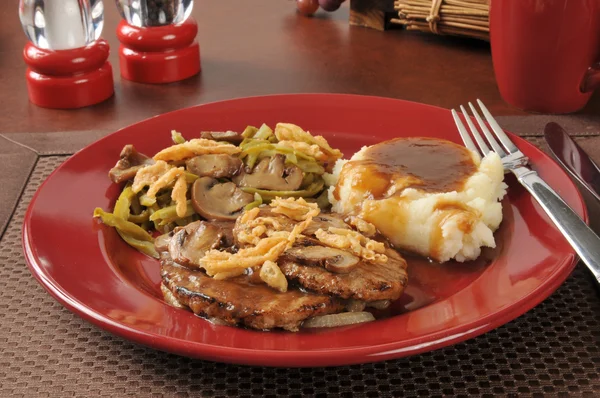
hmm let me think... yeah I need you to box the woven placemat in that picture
[2,131,600,397]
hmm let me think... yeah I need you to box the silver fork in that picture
[452,99,600,283]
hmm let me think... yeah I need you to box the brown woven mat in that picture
[2,124,600,397]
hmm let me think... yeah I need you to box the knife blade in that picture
[544,122,600,203]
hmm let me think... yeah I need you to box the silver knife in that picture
[544,122,600,203]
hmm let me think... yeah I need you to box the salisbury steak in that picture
[161,260,344,331]
[160,206,408,330]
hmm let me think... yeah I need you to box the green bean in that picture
[242,125,259,138]
[113,186,135,220]
[284,152,298,164]
[175,217,191,227]
[242,142,275,153]
[245,152,259,169]
[244,193,263,211]
[296,159,325,174]
[185,172,199,183]
[139,193,156,207]
[277,146,315,161]
[148,203,162,231]
[150,201,196,224]
[130,193,143,215]
[253,124,273,140]
[113,186,155,265]
[248,143,316,162]
[173,214,200,226]
[241,141,272,152]
[117,230,159,258]
[301,172,315,188]
[241,180,324,201]
[93,208,154,242]
[141,220,152,231]
[156,191,172,207]
[128,209,150,224]
[171,130,186,144]
[315,189,331,210]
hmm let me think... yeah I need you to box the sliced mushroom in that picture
[234,154,303,191]
[191,177,254,220]
[168,221,224,267]
[209,220,236,247]
[304,213,350,236]
[283,245,360,274]
[154,232,173,252]
[108,145,155,183]
[185,154,243,179]
[200,131,244,145]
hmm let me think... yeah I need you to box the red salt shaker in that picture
[115,0,200,84]
[19,0,114,109]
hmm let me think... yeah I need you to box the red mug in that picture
[490,0,600,114]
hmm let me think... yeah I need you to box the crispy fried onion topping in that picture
[200,198,318,290]
[315,227,388,264]
[274,123,342,168]
[132,161,188,217]
[271,196,320,221]
[171,173,188,219]
[202,236,288,278]
[153,138,241,162]
[260,260,288,293]
[348,216,377,237]
[200,197,385,291]
[276,141,329,163]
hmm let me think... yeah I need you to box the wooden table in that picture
[1,0,599,134]
[2,1,600,397]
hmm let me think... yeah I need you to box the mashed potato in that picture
[327,138,506,263]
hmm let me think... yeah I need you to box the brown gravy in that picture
[334,137,477,200]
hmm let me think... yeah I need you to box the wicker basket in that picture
[391,0,490,41]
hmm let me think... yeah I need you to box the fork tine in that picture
[451,109,482,157]
[476,99,519,154]
[468,102,507,157]
[460,105,491,156]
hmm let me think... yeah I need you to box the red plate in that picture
[23,94,586,367]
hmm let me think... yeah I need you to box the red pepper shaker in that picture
[116,0,200,84]
[19,0,114,109]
